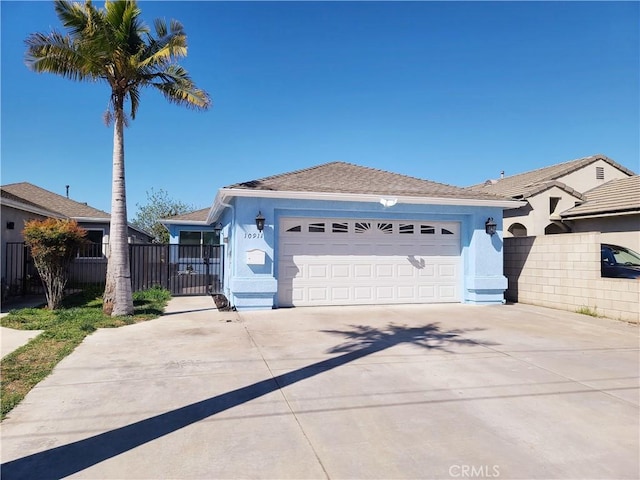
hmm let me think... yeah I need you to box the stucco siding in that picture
[557,159,632,192]
[170,196,511,309]
[503,186,582,237]
[505,233,639,323]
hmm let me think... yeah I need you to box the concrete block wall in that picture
[504,233,639,323]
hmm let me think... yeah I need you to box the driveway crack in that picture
[241,322,331,480]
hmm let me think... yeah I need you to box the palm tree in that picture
[25,0,211,315]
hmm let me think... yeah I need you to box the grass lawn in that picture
[0,286,171,420]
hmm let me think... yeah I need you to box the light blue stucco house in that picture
[162,162,522,310]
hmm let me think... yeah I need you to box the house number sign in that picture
[244,232,264,239]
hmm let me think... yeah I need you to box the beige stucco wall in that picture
[557,159,631,192]
[503,161,634,239]
[504,186,581,237]
[504,233,639,323]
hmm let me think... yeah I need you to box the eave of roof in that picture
[204,188,525,224]
[514,180,586,201]
[560,176,640,219]
[1,197,65,219]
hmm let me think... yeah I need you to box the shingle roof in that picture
[561,176,640,218]
[164,207,210,222]
[466,154,635,198]
[226,161,509,201]
[1,182,110,219]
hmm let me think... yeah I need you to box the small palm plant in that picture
[25,0,211,315]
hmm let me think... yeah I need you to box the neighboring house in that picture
[467,154,635,238]
[1,182,152,292]
[162,162,523,310]
[560,176,640,251]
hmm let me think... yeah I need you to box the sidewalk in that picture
[1,296,46,358]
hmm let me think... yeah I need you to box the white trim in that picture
[203,188,524,223]
[160,219,210,226]
[220,188,523,207]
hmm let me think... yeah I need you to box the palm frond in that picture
[28,0,211,122]
[54,1,91,37]
[128,85,141,119]
[25,30,90,81]
[152,64,212,110]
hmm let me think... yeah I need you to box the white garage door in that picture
[277,218,461,307]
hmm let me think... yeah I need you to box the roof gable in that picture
[226,161,507,201]
[561,176,640,218]
[467,154,635,199]
[1,182,110,219]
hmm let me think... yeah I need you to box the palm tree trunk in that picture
[103,99,134,316]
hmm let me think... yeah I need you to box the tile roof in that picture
[561,176,640,218]
[226,161,509,201]
[1,182,110,219]
[466,154,636,198]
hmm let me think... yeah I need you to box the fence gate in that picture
[129,244,223,296]
[3,243,224,299]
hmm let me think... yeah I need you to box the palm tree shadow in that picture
[1,322,496,479]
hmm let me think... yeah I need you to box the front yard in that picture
[1,287,170,419]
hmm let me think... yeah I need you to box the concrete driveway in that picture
[1,298,638,479]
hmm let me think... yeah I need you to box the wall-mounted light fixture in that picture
[485,217,497,236]
[255,211,265,232]
[6,221,15,230]
[213,222,223,235]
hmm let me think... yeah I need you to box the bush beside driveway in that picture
[0,299,638,479]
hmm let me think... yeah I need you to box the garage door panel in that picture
[419,265,436,277]
[397,264,416,277]
[278,218,460,307]
[397,285,416,299]
[354,264,372,278]
[308,264,329,279]
[308,287,328,302]
[439,285,457,300]
[354,286,373,300]
[375,264,394,277]
[418,285,436,299]
[438,264,457,277]
[331,264,350,277]
[376,286,394,300]
[331,287,350,301]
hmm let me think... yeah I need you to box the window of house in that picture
[179,230,218,258]
[354,222,371,233]
[549,197,561,215]
[596,166,604,180]
[308,222,325,233]
[332,222,348,233]
[79,229,105,258]
[399,223,414,234]
[377,222,393,234]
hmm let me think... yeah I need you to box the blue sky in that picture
[1,1,638,218]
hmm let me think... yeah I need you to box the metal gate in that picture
[3,243,224,298]
[129,244,224,296]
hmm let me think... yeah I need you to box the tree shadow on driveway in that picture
[1,322,495,480]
